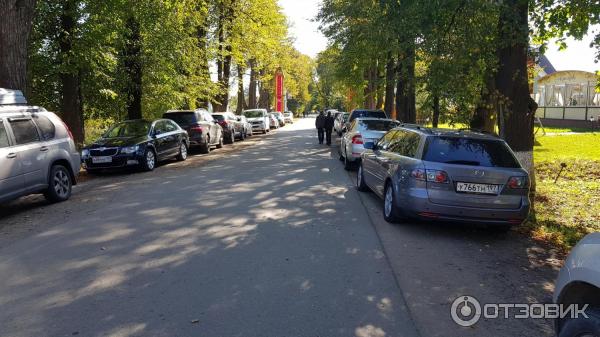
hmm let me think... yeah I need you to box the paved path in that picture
[0,119,419,337]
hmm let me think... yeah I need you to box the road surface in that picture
[0,118,560,337]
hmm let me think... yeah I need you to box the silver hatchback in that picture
[358,125,530,230]
[0,89,80,203]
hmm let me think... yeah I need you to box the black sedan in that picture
[82,119,189,172]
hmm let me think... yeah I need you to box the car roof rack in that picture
[399,123,433,133]
[458,128,496,135]
[0,88,28,105]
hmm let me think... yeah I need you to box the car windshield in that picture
[356,120,400,131]
[163,112,196,127]
[104,121,151,138]
[423,137,521,168]
[243,110,264,118]
[351,110,387,120]
[343,113,350,121]
[212,114,225,121]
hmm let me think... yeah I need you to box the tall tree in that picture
[0,0,37,92]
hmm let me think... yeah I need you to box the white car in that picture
[339,118,400,170]
[554,233,600,337]
[283,112,294,124]
[242,109,270,134]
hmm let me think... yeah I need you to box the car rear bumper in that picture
[396,188,530,225]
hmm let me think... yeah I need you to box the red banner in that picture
[275,68,284,112]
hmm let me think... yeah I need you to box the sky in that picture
[278,0,328,58]
[278,0,598,73]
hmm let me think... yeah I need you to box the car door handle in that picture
[7,153,16,159]
[40,146,49,152]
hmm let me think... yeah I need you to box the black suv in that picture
[163,110,223,153]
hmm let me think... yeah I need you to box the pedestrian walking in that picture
[324,111,335,145]
[315,111,325,144]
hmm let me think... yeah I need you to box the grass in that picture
[527,134,600,251]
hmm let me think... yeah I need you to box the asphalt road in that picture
[0,118,562,337]
[0,119,418,337]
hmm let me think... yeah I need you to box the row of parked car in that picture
[0,88,294,204]
[330,108,600,337]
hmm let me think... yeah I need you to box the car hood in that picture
[87,136,148,148]
[247,117,265,122]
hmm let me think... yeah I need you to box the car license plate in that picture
[92,156,112,164]
[456,182,500,195]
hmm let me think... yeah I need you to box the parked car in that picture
[236,115,253,137]
[357,126,530,230]
[346,109,388,131]
[334,112,350,136]
[340,118,400,170]
[242,109,270,134]
[82,119,189,172]
[0,89,80,203]
[273,112,286,127]
[554,233,600,337]
[212,112,245,144]
[283,112,294,124]
[163,109,223,154]
[269,113,280,129]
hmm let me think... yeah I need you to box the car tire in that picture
[226,131,235,144]
[344,150,354,171]
[44,165,73,203]
[216,135,224,149]
[177,142,188,161]
[559,307,600,337]
[141,148,156,171]
[199,137,210,154]
[383,182,401,223]
[357,164,369,192]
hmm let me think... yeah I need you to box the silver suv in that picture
[0,89,80,203]
[357,125,530,230]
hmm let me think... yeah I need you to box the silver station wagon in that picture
[0,89,80,203]
[357,125,531,230]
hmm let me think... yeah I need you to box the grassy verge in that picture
[526,134,600,251]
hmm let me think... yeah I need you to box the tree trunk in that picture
[258,71,270,110]
[248,59,257,108]
[384,53,396,119]
[196,18,211,108]
[364,65,377,109]
[58,0,84,146]
[495,0,535,192]
[471,74,497,133]
[123,15,143,120]
[375,59,385,109]
[395,42,416,123]
[0,0,37,92]
[432,94,440,128]
[236,65,246,114]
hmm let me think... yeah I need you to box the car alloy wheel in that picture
[146,150,156,171]
[53,168,71,199]
[384,186,393,218]
[178,143,188,161]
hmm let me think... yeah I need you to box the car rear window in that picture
[356,120,399,131]
[33,115,56,140]
[212,114,225,121]
[423,137,521,168]
[351,110,387,121]
[0,121,9,148]
[163,112,197,127]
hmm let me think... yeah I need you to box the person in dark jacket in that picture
[315,111,326,144]
[324,111,335,145]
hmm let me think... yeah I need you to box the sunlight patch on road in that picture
[355,324,386,337]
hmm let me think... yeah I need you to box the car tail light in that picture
[190,125,204,133]
[507,176,528,189]
[218,120,228,127]
[352,135,364,144]
[411,169,449,183]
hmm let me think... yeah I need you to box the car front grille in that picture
[90,148,119,156]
